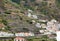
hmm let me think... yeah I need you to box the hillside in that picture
[0,0,60,33]
[4,0,60,20]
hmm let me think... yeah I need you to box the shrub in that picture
[2,20,8,25]
[11,0,21,4]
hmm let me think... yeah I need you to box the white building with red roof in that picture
[14,37,27,41]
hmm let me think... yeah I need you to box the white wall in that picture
[56,31,60,41]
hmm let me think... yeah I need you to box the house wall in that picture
[56,31,60,41]
[14,37,26,41]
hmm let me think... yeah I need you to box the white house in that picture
[39,30,44,33]
[44,32,51,35]
[14,37,27,41]
[0,31,14,37]
[35,23,41,28]
[39,19,48,22]
[15,32,34,37]
[28,32,34,36]
[28,9,33,13]
[46,21,59,33]
[57,24,60,29]
[51,19,57,23]
[32,20,36,24]
[56,31,60,41]
[41,24,47,28]
[32,15,38,19]
[27,13,32,17]
[15,32,25,37]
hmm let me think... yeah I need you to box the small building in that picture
[51,19,57,23]
[39,19,48,22]
[0,31,14,37]
[32,20,36,24]
[14,37,27,41]
[27,13,32,17]
[46,19,59,33]
[41,24,47,28]
[35,23,41,28]
[44,32,51,35]
[32,15,38,19]
[15,32,25,37]
[15,32,34,37]
[39,30,44,34]
[28,9,33,13]
[56,31,60,41]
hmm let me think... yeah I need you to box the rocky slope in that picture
[0,0,60,33]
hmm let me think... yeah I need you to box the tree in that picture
[5,26,11,30]
[23,28,29,32]
[4,10,11,14]
[27,39,33,41]
[42,40,46,41]
[2,19,8,25]
[11,0,21,4]
[56,0,60,8]
[30,0,35,2]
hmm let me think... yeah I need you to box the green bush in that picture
[4,10,11,14]
[27,39,33,41]
[2,20,8,25]
[41,2,47,6]
[56,0,60,8]
[5,26,11,30]
[30,0,35,2]
[11,0,21,4]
